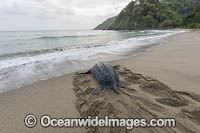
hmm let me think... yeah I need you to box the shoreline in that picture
[110,30,200,93]
[0,30,200,132]
[0,30,185,93]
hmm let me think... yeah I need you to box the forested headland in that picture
[94,0,200,30]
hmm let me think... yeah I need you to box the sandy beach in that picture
[0,30,200,133]
[112,30,200,93]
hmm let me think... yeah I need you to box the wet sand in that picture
[0,30,200,133]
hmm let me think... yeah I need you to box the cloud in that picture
[0,0,132,30]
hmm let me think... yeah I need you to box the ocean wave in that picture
[0,30,185,70]
[0,30,186,93]
[0,47,65,60]
[0,44,106,60]
[34,35,96,40]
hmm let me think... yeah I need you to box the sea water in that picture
[0,30,185,93]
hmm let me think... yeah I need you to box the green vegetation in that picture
[94,17,116,30]
[95,0,200,30]
[182,6,200,28]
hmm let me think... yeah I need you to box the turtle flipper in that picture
[92,88,100,95]
[77,70,91,75]
[118,81,131,88]
[113,85,119,94]
[92,85,107,95]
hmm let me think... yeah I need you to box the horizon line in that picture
[0,29,93,32]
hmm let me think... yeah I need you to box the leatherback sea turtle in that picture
[79,62,128,94]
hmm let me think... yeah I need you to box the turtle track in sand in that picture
[73,65,200,133]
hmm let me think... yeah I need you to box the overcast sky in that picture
[0,0,132,31]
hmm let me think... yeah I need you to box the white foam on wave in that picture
[0,30,185,70]
[0,30,186,93]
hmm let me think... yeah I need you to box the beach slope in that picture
[0,30,200,132]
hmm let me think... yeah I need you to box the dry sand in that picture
[0,30,200,133]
